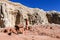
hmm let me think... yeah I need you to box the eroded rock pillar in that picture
[2,3,17,28]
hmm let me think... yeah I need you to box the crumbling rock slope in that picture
[0,24,60,40]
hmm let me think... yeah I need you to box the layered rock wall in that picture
[0,0,60,28]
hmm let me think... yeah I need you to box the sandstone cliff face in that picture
[0,0,60,28]
[46,11,60,24]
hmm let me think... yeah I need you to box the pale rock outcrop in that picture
[0,1,18,28]
[46,11,60,24]
[0,0,60,28]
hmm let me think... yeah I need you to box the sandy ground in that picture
[0,24,60,40]
[0,33,60,40]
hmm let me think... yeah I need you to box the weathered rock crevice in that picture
[0,3,5,28]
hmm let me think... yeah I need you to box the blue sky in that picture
[10,0,60,11]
